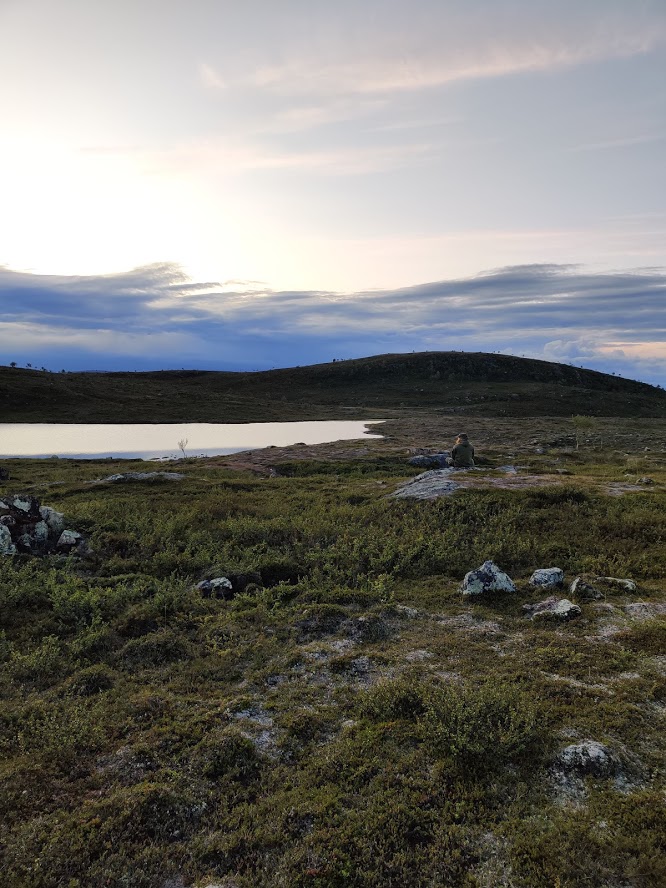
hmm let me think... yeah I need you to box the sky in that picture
[1,0,665,383]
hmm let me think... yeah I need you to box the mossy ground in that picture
[1,418,665,887]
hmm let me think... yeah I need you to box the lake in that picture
[0,421,384,460]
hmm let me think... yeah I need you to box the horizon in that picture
[1,2,665,386]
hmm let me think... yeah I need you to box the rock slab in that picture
[555,740,619,777]
[523,596,581,622]
[392,469,458,500]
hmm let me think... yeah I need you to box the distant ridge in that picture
[1,352,665,422]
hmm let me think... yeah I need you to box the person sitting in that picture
[450,433,475,468]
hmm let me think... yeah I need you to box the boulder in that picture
[197,577,234,600]
[569,576,603,601]
[0,524,16,555]
[197,572,263,600]
[570,574,637,600]
[461,560,516,597]
[555,740,619,778]
[0,467,10,481]
[408,452,450,469]
[56,529,85,553]
[523,596,581,622]
[40,506,65,535]
[529,567,564,589]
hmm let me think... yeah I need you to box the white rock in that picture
[33,520,50,542]
[11,496,32,513]
[39,506,65,535]
[57,529,83,550]
[529,567,564,588]
[461,560,516,596]
[0,525,16,555]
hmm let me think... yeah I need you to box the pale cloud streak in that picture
[199,16,665,100]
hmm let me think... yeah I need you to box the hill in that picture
[1,351,665,422]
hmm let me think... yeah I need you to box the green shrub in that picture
[359,677,428,721]
[8,635,65,687]
[64,664,115,696]
[117,631,193,669]
[192,728,260,782]
[419,681,545,772]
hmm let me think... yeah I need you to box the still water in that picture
[0,421,384,460]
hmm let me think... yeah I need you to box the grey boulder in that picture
[407,452,450,469]
[555,740,619,778]
[529,567,564,589]
[461,560,516,597]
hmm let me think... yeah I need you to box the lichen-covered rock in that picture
[555,740,619,777]
[523,596,581,622]
[39,505,65,535]
[197,577,234,600]
[56,529,84,553]
[0,524,16,555]
[392,469,458,500]
[196,572,262,600]
[461,560,516,597]
[569,576,604,601]
[529,567,564,588]
[570,574,637,600]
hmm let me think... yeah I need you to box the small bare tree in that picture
[177,438,188,459]
[571,415,595,450]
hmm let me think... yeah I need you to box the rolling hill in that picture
[1,352,665,422]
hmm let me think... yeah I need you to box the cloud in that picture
[1,261,665,383]
[199,7,666,101]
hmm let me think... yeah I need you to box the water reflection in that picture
[0,421,384,460]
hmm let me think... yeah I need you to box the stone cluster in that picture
[0,495,85,556]
[460,560,637,624]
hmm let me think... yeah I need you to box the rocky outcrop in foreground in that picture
[0,495,86,555]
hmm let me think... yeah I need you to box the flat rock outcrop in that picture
[392,469,459,500]
[555,740,619,778]
[523,596,581,622]
[91,472,185,484]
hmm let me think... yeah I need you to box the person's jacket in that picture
[452,441,475,467]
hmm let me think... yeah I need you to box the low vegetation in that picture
[1,416,665,886]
